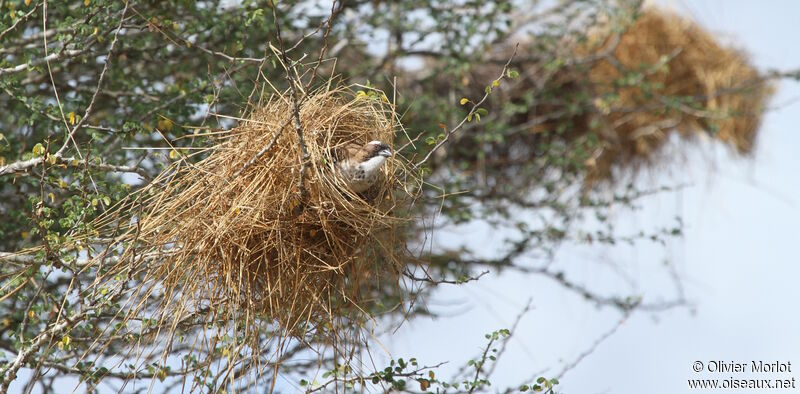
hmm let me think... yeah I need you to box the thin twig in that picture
[41,0,78,156]
[402,268,490,285]
[0,312,87,392]
[271,4,310,209]
[413,44,519,170]
[485,299,534,380]
[0,1,41,42]
[56,1,129,157]
[304,0,342,90]
[555,316,628,380]
[231,116,292,178]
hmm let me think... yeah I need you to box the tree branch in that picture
[0,154,149,179]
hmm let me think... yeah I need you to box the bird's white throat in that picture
[358,155,388,175]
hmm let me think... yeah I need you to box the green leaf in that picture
[32,143,46,157]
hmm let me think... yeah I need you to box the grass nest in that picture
[448,7,773,185]
[100,85,418,338]
[577,7,774,181]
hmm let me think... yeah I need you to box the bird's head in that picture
[367,140,392,158]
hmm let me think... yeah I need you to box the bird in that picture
[335,140,392,193]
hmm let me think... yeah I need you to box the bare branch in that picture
[0,49,85,77]
[0,154,149,179]
[0,252,36,264]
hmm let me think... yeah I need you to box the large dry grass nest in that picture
[103,85,417,335]
[452,7,773,184]
[577,8,774,180]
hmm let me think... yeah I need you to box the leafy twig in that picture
[56,1,129,157]
[413,43,519,170]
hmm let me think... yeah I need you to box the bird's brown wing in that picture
[335,142,373,163]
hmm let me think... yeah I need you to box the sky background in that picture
[383,1,800,393]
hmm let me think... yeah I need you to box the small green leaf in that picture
[459,97,469,105]
[32,143,46,157]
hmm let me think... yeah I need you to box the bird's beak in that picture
[378,148,392,158]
